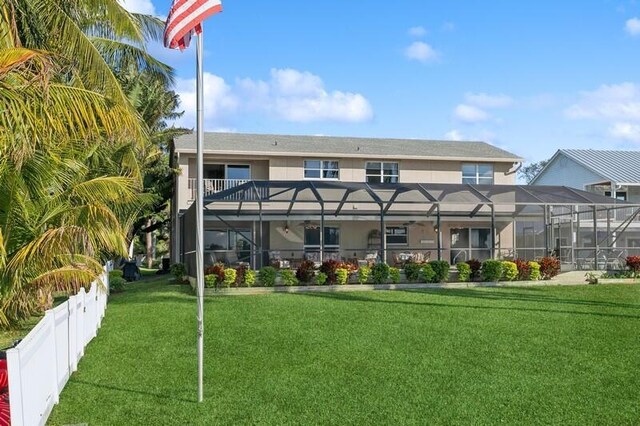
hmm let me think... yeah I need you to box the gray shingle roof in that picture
[561,149,640,184]
[173,132,522,162]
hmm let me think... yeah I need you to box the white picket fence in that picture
[5,265,111,426]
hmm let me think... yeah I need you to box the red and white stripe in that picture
[164,0,222,50]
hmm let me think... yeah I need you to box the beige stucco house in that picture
[171,132,632,272]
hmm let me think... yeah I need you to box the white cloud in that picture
[609,122,640,141]
[175,73,240,129]
[565,82,640,121]
[119,0,156,15]
[240,68,373,123]
[444,130,464,141]
[175,68,373,127]
[464,92,513,108]
[408,26,427,37]
[454,104,490,123]
[625,18,640,36]
[404,41,439,63]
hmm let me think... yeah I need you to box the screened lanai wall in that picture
[179,181,640,272]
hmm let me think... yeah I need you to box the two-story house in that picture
[171,133,630,272]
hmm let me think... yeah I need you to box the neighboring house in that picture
[170,133,630,272]
[531,149,640,202]
[531,148,640,264]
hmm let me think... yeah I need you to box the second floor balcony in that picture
[188,178,249,201]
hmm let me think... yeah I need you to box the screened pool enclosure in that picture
[178,181,640,272]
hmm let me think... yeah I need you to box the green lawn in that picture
[48,277,640,425]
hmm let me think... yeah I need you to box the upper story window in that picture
[462,163,494,185]
[304,160,339,180]
[366,162,399,183]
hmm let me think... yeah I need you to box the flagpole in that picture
[195,32,205,403]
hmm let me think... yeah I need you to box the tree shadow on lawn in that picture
[68,378,198,404]
[295,291,640,320]
[402,287,640,310]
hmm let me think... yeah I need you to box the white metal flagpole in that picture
[195,32,205,403]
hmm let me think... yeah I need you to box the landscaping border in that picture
[187,277,609,296]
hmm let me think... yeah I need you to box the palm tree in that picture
[0,0,173,327]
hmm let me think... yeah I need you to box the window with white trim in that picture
[304,160,340,180]
[366,162,399,183]
[385,226,408,245]
[462,163,494,184]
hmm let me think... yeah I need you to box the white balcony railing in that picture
[188,178,250,201]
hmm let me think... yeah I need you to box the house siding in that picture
[534,153,605,189]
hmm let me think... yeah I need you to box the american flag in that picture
[164,0,222,50]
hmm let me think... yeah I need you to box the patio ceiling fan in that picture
[297,220,320,229]
[402,220,425,227]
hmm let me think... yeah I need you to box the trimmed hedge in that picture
[456,262,471,282]
[430,261,450,283]
[501,261,518,281]
[482,260,503,282]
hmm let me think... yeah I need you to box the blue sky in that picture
[123,0,640,163]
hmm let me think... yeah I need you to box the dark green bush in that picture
[170,263,186,280]
[404,262,422,282]
[456,262,471,282]
[280,269,298,286]
[258,266,277,287]
[421,263,435,283]
[110,277,126,293]
[481,260,503,282]
[109,269,123,280]
[430,260,450,283]
[371,263,390,284]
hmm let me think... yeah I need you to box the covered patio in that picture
[179,181,640,271]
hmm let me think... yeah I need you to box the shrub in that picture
[481,260,503,282]
[110,277,126,293]
[335,268,348,285]
[205,263,225,284]
[502,261,518,281]
[280,269,298,286]
[371,263,390,284]
[223,269,237,288]
[456,262,471,282]
[244,270,256,287]
[296,260,316,283]
[466,259,482,281]
[421,263,436,283]
[626,256,640,273]
[109,269,123,279]
[528,261,541,280]
[235,264,248,286]
[357,266,370,284]
[404,262,422,282]
[337,261,358,274]
[389,267,401,284]
[204,274,217,288]
[170,262,186,280]
[430,260,450,283]
[319,259,340,284]
[539,256,561,280]
[514,258,530,281]
[316,272,328,285]
[258,266,277,287]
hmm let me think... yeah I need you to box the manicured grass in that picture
[48,278,640,425]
